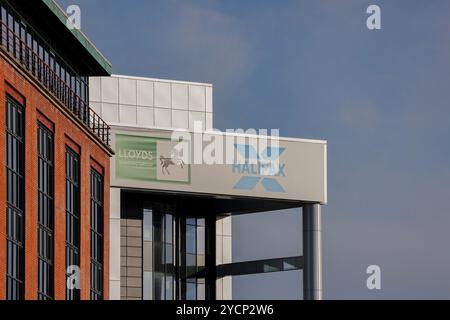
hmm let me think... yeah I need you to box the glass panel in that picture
[197,226,205,255]
[153,210,163,242]
[153,242,164,274]
[165,244,173,265]
[263,263,280,273]
[165,214,173,244]
[197,281,206,300]
[186,280,196,300]
[143,207,152,241]
[197,254,205,268]
[154,272,164,300]
[186,224,196,254]
[143,271,153,300]
[186,253,196,267]
[166,275,173,300]
[186,253,196,278]
[283,261,297,271]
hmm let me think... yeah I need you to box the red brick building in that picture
[0,0,113,300]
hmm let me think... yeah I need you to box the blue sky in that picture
[57,0,450,299]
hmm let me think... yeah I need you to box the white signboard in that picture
[111,127,327,204]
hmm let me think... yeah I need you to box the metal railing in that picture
[0,20,110,146]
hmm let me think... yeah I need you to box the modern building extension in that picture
[89,75,327,300]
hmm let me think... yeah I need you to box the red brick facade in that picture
[0,51,111,300]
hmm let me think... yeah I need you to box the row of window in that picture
[5,95,104,300]
[0,0,89,110]
[0,0,111,147]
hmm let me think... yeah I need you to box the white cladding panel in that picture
[90,75,213,131]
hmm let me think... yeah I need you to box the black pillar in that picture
[205,214,216,300]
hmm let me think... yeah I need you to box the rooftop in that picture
[41,0,112,75]
[0,0,113,148]
[10,0,112,75]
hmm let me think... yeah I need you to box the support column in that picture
[205,214,217,300]
[303,204,323,300]
[109,188,121,300]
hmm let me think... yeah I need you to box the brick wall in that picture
[0,52,111,300]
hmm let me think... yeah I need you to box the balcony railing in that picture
[0,20,111,146]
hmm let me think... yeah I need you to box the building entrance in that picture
[121,192,216,300]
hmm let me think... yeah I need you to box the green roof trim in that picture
[41,0,112,75]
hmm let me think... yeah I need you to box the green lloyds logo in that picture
[118,148,154,161]
[115,134,190,184]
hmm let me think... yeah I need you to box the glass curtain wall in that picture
[182,217,206,300]
[142,202,207,300]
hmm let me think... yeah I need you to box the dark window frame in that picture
[90,168,103,300]
[5,94,25,300]
[37,122,54,300]
[65,146,80,300]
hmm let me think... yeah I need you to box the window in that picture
[65,147,80,300]
[183,217,206,300]
[153,203,176,300]
[5,95,25,300]
[37,123,54,300]
[90,168,103,300]
[150,205,206,300]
